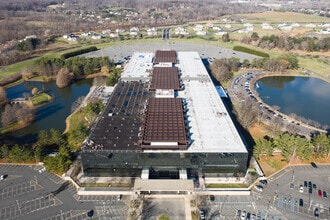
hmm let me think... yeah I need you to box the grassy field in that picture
[1,12,330,82]
[236,11,330,24]
[30,92,53,106]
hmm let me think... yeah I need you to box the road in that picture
[226,70,326,137]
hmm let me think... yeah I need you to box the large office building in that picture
[81,50,248,187]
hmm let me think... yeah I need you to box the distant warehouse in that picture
[81,50,248,191]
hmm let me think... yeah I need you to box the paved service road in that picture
[226,70,324,137]
[0,164,128,220]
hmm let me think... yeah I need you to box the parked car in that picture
[87,209,94,217]
[304,181,307,187]
[311,162,317,168]
[200,210,205,220]
[323,191,327,198]
[299,199,304,207]
[318,190,322,197]
[0,174,7,180]
[259,179,268,185]
[241,211,246,220]
[209,195,215,201]
[309,187,313,194]
[290,183,294,189]
[236,210,241,217]
[314,208,319,218]
[255,185,263,192]
[299,185,304,193]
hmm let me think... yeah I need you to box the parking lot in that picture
[0,164,128,220]
[201,164,329,220]
[84,41,258,65]
[254,164,330,220]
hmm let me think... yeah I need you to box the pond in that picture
[256,76,330,128]
[4,79,93,143]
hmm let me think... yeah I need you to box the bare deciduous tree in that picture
[56,68,72,88]
[0,86,8,105]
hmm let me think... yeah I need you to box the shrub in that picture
[60,46,98,59]
[233,46,270,58]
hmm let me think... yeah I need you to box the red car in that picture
[318,189,322,197]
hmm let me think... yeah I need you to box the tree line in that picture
[242,32,330,52]
[210,53,299,85]
[254,133,330,162]
[0,97,105,173]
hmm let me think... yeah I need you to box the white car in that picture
[255,185,263,192]
[241,211,246,220]
[299,185,304,193]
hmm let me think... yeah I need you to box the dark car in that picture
[304,181,307,187]
[313,184,317,189]
[299,199,303,207]
[323,191,327,198]
[318,190,322,197]
[309,188,313,194]
[87,209,94,217]
[314,208,319,218]
[209,195,215,201]
[311,162,317,168]
[260,179,268,185]
[236,210,241,217]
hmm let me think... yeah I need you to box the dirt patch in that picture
[248,123,268,140]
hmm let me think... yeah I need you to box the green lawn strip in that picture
[80,182,133,187]
[0,122,20,134]
[205,183,248,188]
[158,215,170,220]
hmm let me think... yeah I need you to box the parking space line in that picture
[0,180,42,200]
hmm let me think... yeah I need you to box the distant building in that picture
[320,28,330,35]
[305,23,316,28]
[215,30,228,36]
[261,23,273,30]
[174,27,189,35]
[147,27,157,36]
[224,24,232,29]
[63,34,79,41]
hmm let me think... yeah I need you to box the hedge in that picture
[233,46,270,58]
[60,46,98,59]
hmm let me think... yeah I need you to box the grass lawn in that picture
[0,122,20,134]
[158,215,170,220]
[30,92,52,106]
[0,58,38,79]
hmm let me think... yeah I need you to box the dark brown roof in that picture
[139,98,187,150]
[154,50,177,64]
[84,81,149,152]
[150,67,181,91]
